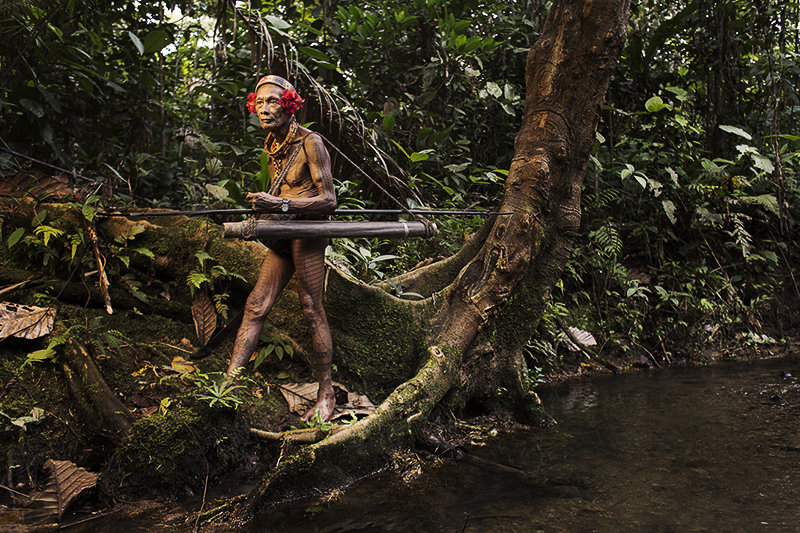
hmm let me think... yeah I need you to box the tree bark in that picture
[231,0,632,519]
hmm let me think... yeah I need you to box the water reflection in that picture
[258,355,800,533]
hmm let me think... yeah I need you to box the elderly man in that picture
[227,75,337,422]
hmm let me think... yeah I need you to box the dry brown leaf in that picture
[171,356,197,374]
[191,289,217,346]
[24,459,98,521]
[0,170,73,198]
[279,382,375,420]
[562,326,598,351]
[0,302,55,340]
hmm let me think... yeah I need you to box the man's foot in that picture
[300,390,336,422]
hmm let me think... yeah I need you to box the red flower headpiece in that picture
[278,88,304,115]
[246,92,256,114]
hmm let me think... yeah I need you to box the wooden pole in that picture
[222,219,438,240]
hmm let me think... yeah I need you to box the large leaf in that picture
[0,170,72,199]
[719,124,752,140]
[28,459,99,521]
[192,289,217,346]
[0,302,55,340]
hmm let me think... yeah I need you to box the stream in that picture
[255,354,800,532]
[66,353,800,532]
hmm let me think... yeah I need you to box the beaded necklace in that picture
[264,119,298,176]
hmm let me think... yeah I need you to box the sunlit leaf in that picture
[719,124,752,140]
[265,15,291,29]
[128,31,144,55]
[662,199,677,224]
[206,183,229,199]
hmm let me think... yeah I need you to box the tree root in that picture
[61,338,134,437]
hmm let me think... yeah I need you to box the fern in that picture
[590,225,622,260]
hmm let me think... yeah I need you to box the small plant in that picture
[385,277,424,300]
[327,238,397,283]
[19,318,127,371]
[195,370,245,410]
[298,408,333,433]
[0,407,45,432]
[253,334,294,370]
[186,251,246,320]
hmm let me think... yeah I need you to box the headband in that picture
[255,75,295,94]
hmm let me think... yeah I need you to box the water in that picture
[255,355,800,532]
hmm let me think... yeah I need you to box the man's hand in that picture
[246,192,282,212]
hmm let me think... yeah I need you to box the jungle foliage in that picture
[2,0,797,367]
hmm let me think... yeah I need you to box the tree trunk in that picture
[231,0,632,519]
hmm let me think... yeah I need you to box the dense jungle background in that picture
[0,0,798,528]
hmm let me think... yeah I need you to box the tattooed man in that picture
[228,75,337,421]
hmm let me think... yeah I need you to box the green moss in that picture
[114,403,247,495]
[325,276,435,398]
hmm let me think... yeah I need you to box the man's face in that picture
[255,84,290,132]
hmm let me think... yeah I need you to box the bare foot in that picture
[300,390,336,422]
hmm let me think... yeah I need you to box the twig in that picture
[180,423,209,533]
[459,512,471,533]
[0,483,29,498]
[88,221,112,315]
[0,144,152,203]
[58,510,116,530]
[0,275,38,298]
[632,340,660,368]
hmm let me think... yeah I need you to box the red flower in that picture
[246,92,256,113]
[278,88,304,115]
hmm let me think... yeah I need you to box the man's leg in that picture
[291,238,335,422]
[227,251,294,379]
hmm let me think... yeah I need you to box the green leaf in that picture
[128,31,144,55]
[410,152,429,162]
[195,251,213,266]
[34,225,63,246]
[143,29,170,54]
[485,81,502,98]
[749,153,774,174]
[82,203,96,222]
[298,46,330,62]
[254,347,269,370]
[8,228,24,248]
[645,96,671,113]
[132,247,154,258]
[20,98,45,118]
[382,114,395,132]
[205,157,223,177]
[187,272,210,289]
[265,15,291,30]
[719,125,752,140]
[206,183,229,200]
[258,152,271,192]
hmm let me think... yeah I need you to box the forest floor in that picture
[1,261,798,531]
